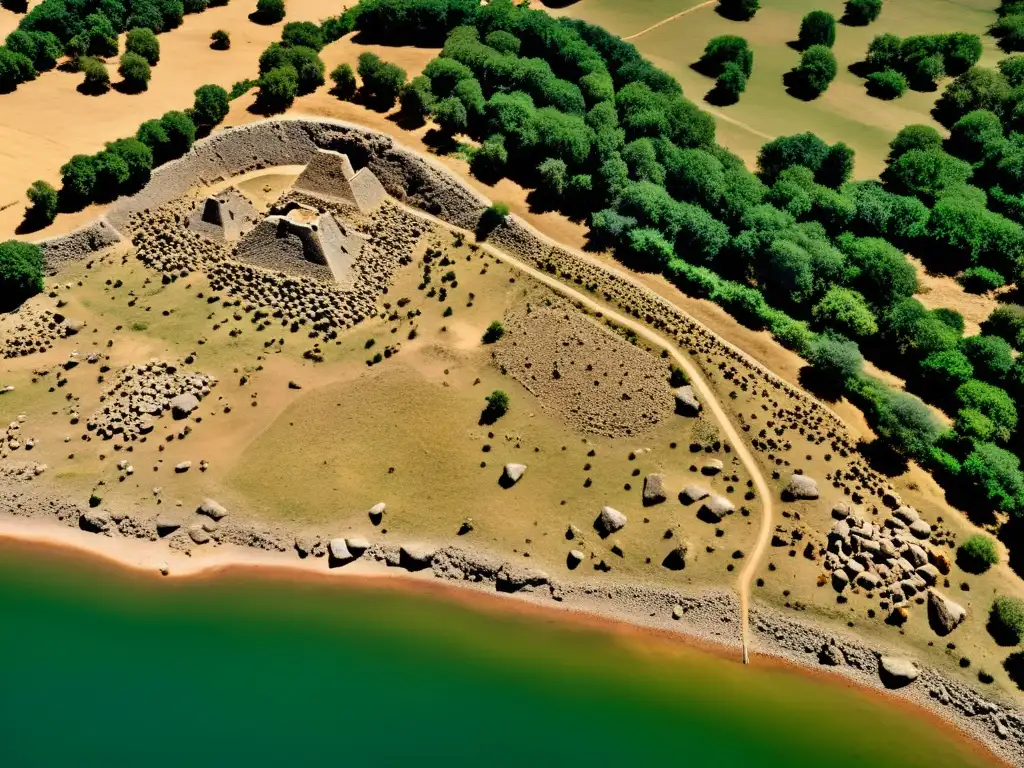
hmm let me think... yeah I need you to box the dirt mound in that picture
[493,298,674,437]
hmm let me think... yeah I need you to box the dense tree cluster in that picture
[788,44,837,98]
[860,31,982,96]
[255,31,327,112]
[797,11,836,50]
[696,35,753,104]
[993,0,1024,54]
[0,240,44,311]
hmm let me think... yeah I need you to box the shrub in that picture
[258,65,298,112]
[812,287,878,337]
[281,21,324,51]
[159,111,197,159]
[125,28,160,65]
[255,0,285,24]
[211,30,230,50]
[715,62,748,103]
[330,62,356,99]
[994,13,1024,52]
[5,30,60,72]
[0,240,44,311]
[957,534,999,573]
[358,51,406,109]
[105,137,153,190]
[921,349,974,392]
[432,96,468,134]
[471,134,508,180]
[960,266,1005,293]
[991,596,1024,644]
[192,84,230,127]
[485,30,520,56]
[537,157,568,196]
[480,390,510,424]
[92,150,130,201]
[843,0,882,25]
[699,35,753,77]
[982,304,1024,348]
[25,180,58,226]
[229,78,258,99]
[799,11,836,49]
[669,365,688,387]
[866,68,907,99]
[717,0,759,21]
[933,67,1012,129]
[957,379,1017,439]
[79,56,109,93]
[118,52,151,91]
[999,55,1024,86]
[399,75,434,123]
[284,45,325,94]
[791,45,838,97]
[961,335,1015,382]
[808,333,864,388]
[482,320,505,344]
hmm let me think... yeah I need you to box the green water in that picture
[0,542,998,767]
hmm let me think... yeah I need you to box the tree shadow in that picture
[797,365,845,403]
[388,109,427,131]
[689,59,717,79]
[704,84,739,107]
[248,10,281,25]
[422,128,459,155]
[847,60,873,78]
[1004,652,1024,689]
[1001,516,1024,582]
[786,38,806,52]
[112,79,146,95]
[715,5,756,22]
[525,187,560,215]
[76,80,109,96]
[0,0,27,11]
[856,438,910,477]
[538,0,581,7]
[782,70,823,101]
[15,212,50,236]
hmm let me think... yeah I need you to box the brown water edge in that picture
[0,529,1011,768]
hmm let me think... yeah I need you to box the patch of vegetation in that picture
[797,11,836,50]
[0,240,44,311]
[330,62,356,99]
[254,0,285,24]
[482,320,505,344]
[191,84,230,128]
[716,0,759,22]
[990,595,1024,644]
[957,534,999,573]
[211,30,230,50]
[842,0,882,26]
[125,28,160,65]
[25,180,58,227]
[358,51,407,109]
[118,51,151,92]
[480,389,510,424]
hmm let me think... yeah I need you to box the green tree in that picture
[0,240,44,311]
[947,109,1005,165]
[920,349,974,391]
[999,55,1024,86]
[358,51,406,109]
[866,32,902,71]
[625,227,676,271]
[840,236,918,306]
[482,320,505,344]
[471,134,508,180]
[125,28,160,65]
[882,148,972,202]
[758,132,831,183]
[843,0,882,26]
[812,286,878,337]
[537,157,568,197]
[991,596,1024,644]
[791,45,837,97]
[211,30,230,50]
[258,65,298,112]
[957,534,999,573]
[714,61,748,103]
[888,124,943,162]
[255,0,285,24]
[118,51,151,91]
[982,304,1024,349]
[432,96,468,134]
[285,46,325,94]
[717,0,759,21]
[79,56,109,93]
[869,384,944,458]
[105,137,153,189]
[192,84,230,127]
[330,62,356,99]
[59,154,97,206]
[994,13,1024,53]
[808,333,864,388]
[92,150,130,201]
[960,335,1015,382]
[866,69,908,99]
[399,75,434,123]
[160,110,197,157]
[281,21,324,51]
[799,11,836,49]
[485,30,520,56]
[963,443,1024,514]
[25,180,58,226]
[5,30,60,72]
[933,67,1012,128]
[957,379,1018,441]
[698,35,753,77]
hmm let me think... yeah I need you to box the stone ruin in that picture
[186,186,259,242]
[293,148,387,214]
[233,202,366,284]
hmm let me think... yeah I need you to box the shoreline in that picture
[0,515,1015,768]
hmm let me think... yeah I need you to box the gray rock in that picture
[879,656,919,688]
[856,571,882,590]
[831,503,853,519]
[170,393,200,419]
[671,604,684,620]
[916,564,940,586]
[174,461,192,473]
[829,520,850,540]
[831,569,849,591]
[155,515,181,536]
[595,506,627,536]
[701,459,724,476]
[893,506,919,524]
[909,519,932,539]
[496,565,549,592]
[501,463,527,486]
[399,543,435,571]
[80,510,111,533]
[697,495,735,522]
[346,537,370,554]
[642,473,666,505]
[927,589,966,636]
[783,473,819,500]
[662,544,688,571]
[567,549,584,569]
[197,498,228,520]
[905,543,928,567]
[64,319,85,336]
[188,524,211,545]
[680,485,711,504]
[329,538,352,561]
[819,643,844,666]
[673,386,701,416]
[294,536,316,558]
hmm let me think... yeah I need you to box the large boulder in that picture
[328,538,352,562]
[679,485,710,504]
[496,564,549,592]
[642,473,666,506]
[697,495,734,523]
[566,549,584,569]
[927,589,966,636]
[197,498,228,520]
[909,519,932,540]
[399,543,435,571]
[170,393,200,420]
[155,515,182,537]
[501,463,527,487]
[368,502,385,524]
[878,656,919,688]
[673,386,701,416]
[662,544,688,571]
[783,473,819,500]
[79,510,111,533]
[594,506,627,536]
[346,536,370,555]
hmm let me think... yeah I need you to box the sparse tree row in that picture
[0,0,229,94]
[14,0,1024,521]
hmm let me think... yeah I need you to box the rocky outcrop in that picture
[673,386,701,416]
[197,498,228,520]
[927,589,966,636]
[680,485,711,504]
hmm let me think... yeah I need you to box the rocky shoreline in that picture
[0,480,1020,765]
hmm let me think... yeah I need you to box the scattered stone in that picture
[673,386,701,416]
[170,393,200,419]
[697,495,734,523]
[879,656,919,688]
[783,473,819,500]
[197,498,228,520]
[155,515,181,536]
[368,502,385,524]
[909,519,931,540]
[594,506,627,536]
[671,604,684,620]
[501,463,527,487]
[662,544,688,571]
[329,538,352,562]
[567,549,584,569]
[188,524,211,545]
[174,461,192,473]
[819,642,843,666]
[346,537,370,555]
[642,473,666,505]
[680,485,711,504]
[79,510,111,533]
[399,543,435,571]
[927,589,966,636]
[701,459,724,476]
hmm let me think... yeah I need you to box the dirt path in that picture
[386,199,774,662]
[623,0,716,41]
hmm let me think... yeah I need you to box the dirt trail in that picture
[385,198,774,662]
[623,0,716,41]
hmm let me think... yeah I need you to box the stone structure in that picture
[186,187,259,242]
[293,148,387,213]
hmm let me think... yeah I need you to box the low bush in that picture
[79,56,110,93]
[843,0,882,26]
[482,320,505,344]
[191,84,230,127]
[211,30,230,50]
[25,180,58,226]
[866,68,908,99]
[330,62,356,99]
[799,11,836,49]
[0,240,44,311]
[125,28,160,65]
[118,51,151,91]
[254,0,285,24]
[960,266,1005,293]
[957,534,999,573]
[790,45,837,97]
[717,0,760,21]
[480,390,510,424]
[257,64,298,112]
[990,596,1024,644]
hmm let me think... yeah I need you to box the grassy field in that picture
[554,0,1002,177]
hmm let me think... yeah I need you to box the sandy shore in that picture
[0,514,1017,768]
